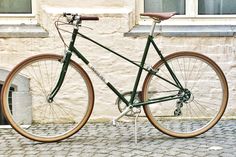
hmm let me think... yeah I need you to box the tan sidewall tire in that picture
[1,54,94,142]
[142,51,228,138]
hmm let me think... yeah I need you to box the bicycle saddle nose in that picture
[140,12,176,21]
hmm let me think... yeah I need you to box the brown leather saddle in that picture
[140,12,176,21]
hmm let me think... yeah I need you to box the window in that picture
[198,0,236,15]
[0,0,46,37]
[144,0,185,15]
[137,0,236,25]
[0,0,32,14]
[128,0,236,37]
[0,0,36,25]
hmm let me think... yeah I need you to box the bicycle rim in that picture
[1,54,94,142]
[142,51,228,138]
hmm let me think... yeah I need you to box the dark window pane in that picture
[199,0,236,15]
[0,0,32,14]
[144,0,185,15]
[0,84,15,125]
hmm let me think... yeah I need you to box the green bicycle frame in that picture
[48,27,184,107]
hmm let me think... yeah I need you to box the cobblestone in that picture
[0,120,236,156]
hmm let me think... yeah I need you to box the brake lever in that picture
[63,13,78,24]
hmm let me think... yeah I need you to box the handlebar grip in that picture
[80,16,99,21]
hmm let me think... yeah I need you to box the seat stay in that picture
[150,39,184,90]
[147,13,184,90]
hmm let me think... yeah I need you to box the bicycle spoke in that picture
[25,66,48,95]
[176,58,187,87]
[189,62,209,91]
[193,99,219,110]
[192,101,212,117]
[55,102,77,121]
[152,79,175,92]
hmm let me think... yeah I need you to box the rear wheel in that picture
[1,54,94,142]
[142,52,228,138]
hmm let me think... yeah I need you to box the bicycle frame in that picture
[48,27,184,108]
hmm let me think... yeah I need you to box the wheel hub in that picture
[181,89,193,103]
[47,95,54,103]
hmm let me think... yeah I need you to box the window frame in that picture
[0,0,37,25]
[137,0,236,25]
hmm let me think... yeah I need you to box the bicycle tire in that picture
[1,54,94,142]
[142,51,228,138]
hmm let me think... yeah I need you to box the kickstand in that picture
[134,112,140,145]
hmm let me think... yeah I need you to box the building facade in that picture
[0,0,236,123]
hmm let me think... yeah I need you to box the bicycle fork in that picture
[47,51,72,102]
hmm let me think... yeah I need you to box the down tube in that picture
[72,46,130,106]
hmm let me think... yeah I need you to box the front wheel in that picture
[1,54,94,142]
[142,52,228,138]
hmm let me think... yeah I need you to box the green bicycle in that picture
[1,12,228,142]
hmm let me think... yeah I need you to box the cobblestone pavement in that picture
[0,120,235,157]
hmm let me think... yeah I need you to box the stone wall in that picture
[0,1,235,121]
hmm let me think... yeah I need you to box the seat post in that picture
[149,20,160,36]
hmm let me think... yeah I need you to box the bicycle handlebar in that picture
[80,16,99,21]
[63,12,99,23]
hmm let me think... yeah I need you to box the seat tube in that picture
[129,21,157,104]
[130,36,152,104]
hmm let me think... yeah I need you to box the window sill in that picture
[124,25,236,37]
[0,25,48,38]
